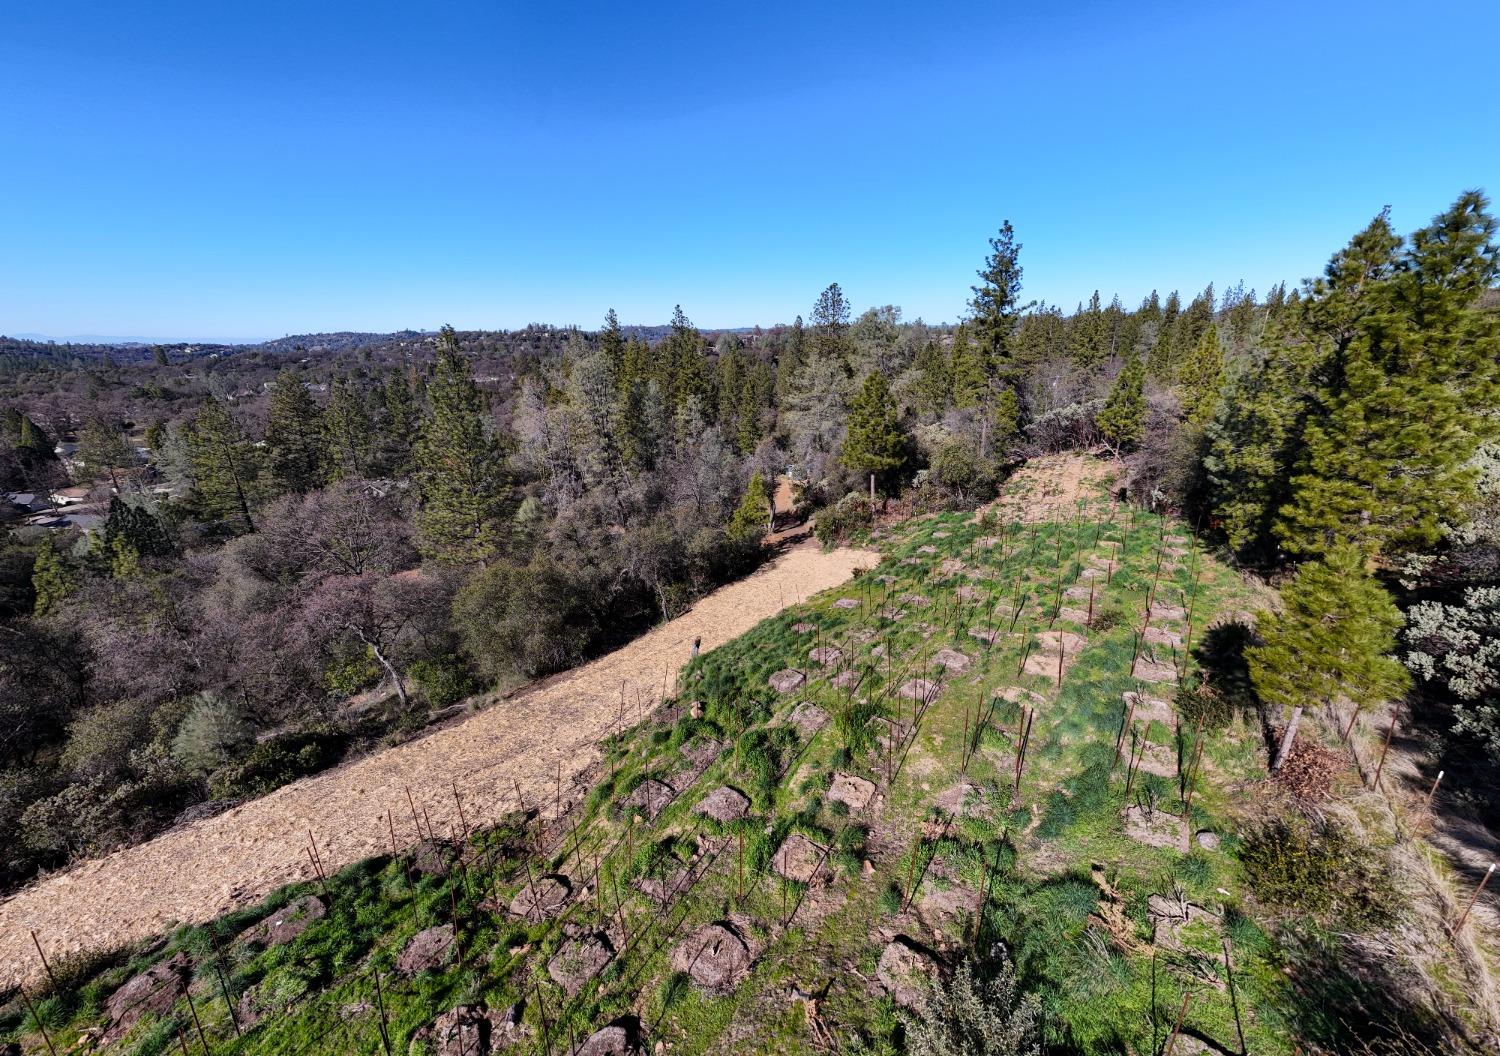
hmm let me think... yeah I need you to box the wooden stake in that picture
[1113,697,1137,771]
[1222,937,1247,1056]
[1371,717,1397,790]
[1426,770,1445,810]
[185,986,210,1053]
[1163,990,1193,1056]
[404,785,423,841]
[29,929,56,991]
[1453,863,1496,934]
[19,985,58,1056]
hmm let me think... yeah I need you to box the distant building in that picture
[50,485,92,506]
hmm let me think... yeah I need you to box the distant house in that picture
[50,485,92,506]
[4,492,50,514]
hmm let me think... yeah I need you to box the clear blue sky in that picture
[3,1,1496,342]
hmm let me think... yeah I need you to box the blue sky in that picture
[3,1,1496,341]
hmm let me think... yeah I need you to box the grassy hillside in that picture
[0,460,1433,1055]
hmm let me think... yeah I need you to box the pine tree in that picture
[1247,545,1410,766]
[31,536,75,617]
[841,371,909,501]
[264,370,326,495]
[969,221,1026,371]
[727,471,773,543]
[1207,208,1403,561]
[775,316,806,401]
[1178,323,1224,425]
[415,325,510,564]
[1277,192,1500,558]
[1096,347,1146,455]
[77,416,131,491]
[1070,291,1110,369]
[600,308,626,378]
[184,399,260,533]
[324,377,374,480]
[948,327,989,410]
[377,370,419,476]
[811,283,853,367]
[1147,291,1181,378]
[662,306,712,413]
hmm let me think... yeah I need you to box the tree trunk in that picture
[1272,706,1303,772]
[361,633,408,709]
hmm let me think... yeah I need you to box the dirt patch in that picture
[574,1022,640,1056]
[809,646,843,667]
[509,874,573,921]
[769,669,808,694]
[976,453,1118,525]
[621,778,676,821]
[898,679,942,704]
[772,834,833,884]
[548,932,615,996]
[1122,806,1187,849]
[695,786,750,824]
[877,936,945,1009]
[785,702,830,739]
[239,894,326,948]
[930,648,972,674]
[103,952,190,1043]
[0,541,876,988]
[670,921,753,992]
[1132,657,1179,684]
[398,924,455,975]
[828,772,875,810]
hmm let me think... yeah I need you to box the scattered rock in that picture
[1023,631,1086,677]
[1151,603,1188,623]
[772,833,833,884]
[670,921,753,992]
[828,772,875,809]
[1122,691,1174,725]
[932,530,950,539]
[917,883,982,934]
[930,648,972,674]
[968,626,1002,645]
[1195,830,1221,851]
[689,700,705,720]
[695,786,750,823]
[622,778,676,821]
[769,669,807,694]
[877,937,944,1010]
[241,894,327,947]
[786,701,830,738]
[1055,607,1090,625]
[104,952,191,1043]
[833,598,860,610]
[809,646,843,667]
[548,933,615,996]
[1133,740,1178,778]
[398,924,456,975]
[509,874,573,921]
[679,738,723,772]
[898,679,941,703]
[573,1021,640,1055]
[917,545,938,554]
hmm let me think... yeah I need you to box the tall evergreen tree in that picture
[1247,545,1410,767]
[948,327,989,410]
[77,416,131,491]
[415,325,510,564]
[1277,193,1500,558]
[727,470,773,543]
[31,536,74,617]
[1178,323,1224,425]
[1069,291,1110,369]
[264,370,326,495]
[810,283,853,367]
[183,399,260,533]
[377,369,419,476]
[969,221,1026,371]
[841,371,909,501]
[324,377,375,480]
[1096,346,1146,455]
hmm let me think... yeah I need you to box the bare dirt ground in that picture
[980,451,1119,523]
[0,540,877,989]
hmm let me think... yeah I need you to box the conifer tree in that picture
[1096,346,1146,455]
[662,306,712,413]
[1178,323,1224,425]
[1247,545,1410,767]
[841,371,909,502]
[727,470,773,543]
[912,338,951,416]
[324,377,375,480]
[415,325,510,564]
[77,415,131,492]
[31,536,74,617]
[810,283,853,367]
[1069,291,1110,369]
[774,316,806,401]
[377,370,419,476]
[969,221,1026,370]
[264,370,326,495]
[948,327,989,410]
[1277,192,1500,558]
[600,308,626,378]
[1147,291,1181,378]
[184,398,260,533]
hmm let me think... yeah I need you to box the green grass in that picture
[3,478,1304,1056]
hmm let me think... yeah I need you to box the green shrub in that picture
[407,655,478,710]
[815,492,875,548]
[208,727,347,800]
[904,957,1042,1056]
[171,693,252,774]
[1240,815,1397,928]
[1173,679,1234,732]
